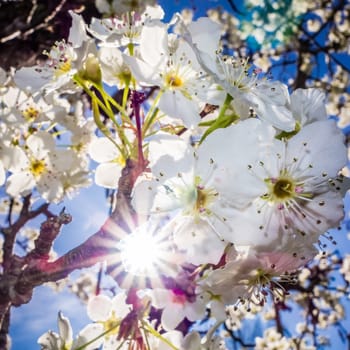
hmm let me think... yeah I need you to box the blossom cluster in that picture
[0,0,348,349]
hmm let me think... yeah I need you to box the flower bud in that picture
[79,53,102,84]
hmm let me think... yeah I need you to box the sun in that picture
[119,229,162,277]
[105,219,183,289]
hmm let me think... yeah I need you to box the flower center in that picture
[165,72,183,88]
[195,186,209,212]
[272,178,295,200]
[171,289,187,305]
[219,56,254,93]
[101,312,120,336]
[113,154,126,167]
[194,184,217,214]
[54,59,72,78]
[22,106,39,122]
[44,41,74,79]
[262,176,300,204]
[29,159,46,177]
[249,268,272,287]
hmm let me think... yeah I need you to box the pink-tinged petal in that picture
[257,243,317,274]
[87,294,113,322]
[95,163,122,189]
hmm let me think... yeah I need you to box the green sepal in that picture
[275,121,301,140]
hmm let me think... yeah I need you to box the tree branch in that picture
[0,158,146,331]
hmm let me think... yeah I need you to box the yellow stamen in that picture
[29,159,46,177]
[22,107,39,122]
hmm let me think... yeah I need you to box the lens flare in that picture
[106,219,183,289]
[120,230,161,277]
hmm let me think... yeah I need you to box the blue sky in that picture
[10,185,109,349]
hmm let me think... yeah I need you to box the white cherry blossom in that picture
[98,46,133,88]
[0,86,66,129]
[38,312,74,350]
[183,17,295,131]
[89,5,164,47]
[87,292,131,350]
[124,21,213,127]
[5,131,79,202]
[182,331,228,350]
[14,11,95,94]
[202,119,347,247]
[202,241,317,307]
[88,137,126,189]
[133,133,232,265]
[147,272,209,331]
[254,327,291,350]
[38,312,102,350]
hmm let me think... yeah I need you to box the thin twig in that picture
[0,0,67,44]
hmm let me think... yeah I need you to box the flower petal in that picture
[87,294,113,322]
[95,163,122,189]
